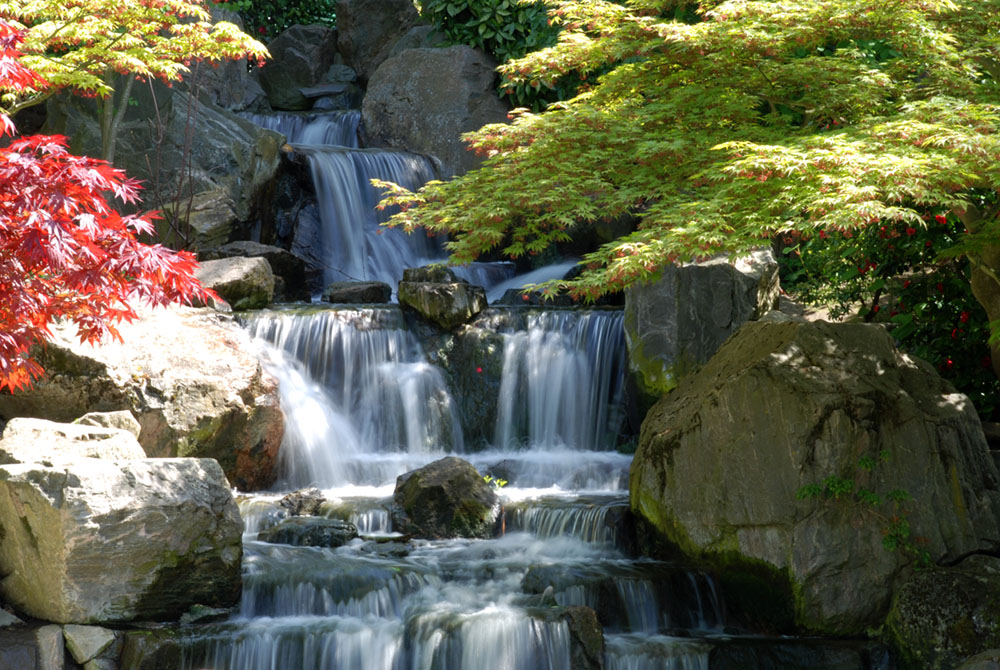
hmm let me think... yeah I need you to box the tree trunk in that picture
[958,205,1000,380]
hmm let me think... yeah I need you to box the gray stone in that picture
[391,456,500,539]
[624,249,779,398]
[387,25,448,59]
[631,320,1000,635]
[0,458,243,624]
[259,25,339,110]
[887,555,1000,670]
[322,281,392,304]
[335,0,419,83]
[63,625,116,664]
[160,188,239,252]
[0,609,21,627]
[0,623,63,670]
[362,46,510,177]
[194,4,269,111]
[0,306,284,491]
[257,517,359,548]
[74,411,142,437]
[398,266,488,330]
[195,256,275,311]
[959,650,1000,670]
[278,487,326,517]
[202,240,309,301]
[0,417,145,462]
[45,87,283,229]
[562,606,605,670]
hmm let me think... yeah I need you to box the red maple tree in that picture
[0,20,214,392]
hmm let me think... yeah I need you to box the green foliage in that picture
[419,0,565,109]
[214,0,336,41]
[483,474,508,489]
[377,0,1000,358]
[797,454,931,567]
[778,209,999,420]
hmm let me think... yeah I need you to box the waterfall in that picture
[245,308,463,488]
[494,310,626,451]
[241,110,362,147]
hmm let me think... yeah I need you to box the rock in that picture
[624,249,779,398]
[0,417,146,463]
[160,188,241,252]
[887,555,1000,670]
[278,487,326,516]
[45,86,283,231]
[0,610,21,627]
[959,650,1000,670]
[196,256,275,311]
[335,0,419,83]
[119,630,184,670]
[74,410,142,437]
[387,25,448,59]
[562,606,605,670]
[398,266,488,330]
[0,306,284,491]
[391,456,500,539]
[0,458,243,623]
[362,45,510,177]
[259,25,339,110]
[257,517,359,548]
[322,281,392,304]
[201,240,309,301]
[0,624,62,670]
[63,625,116,665]
[630,319,1000,635]
[195,4,268,111]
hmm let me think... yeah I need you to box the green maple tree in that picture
[0,0,269,162]
[376,0,1000,375]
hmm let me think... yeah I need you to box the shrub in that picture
[779,213,998,421]
[215,0,336,40]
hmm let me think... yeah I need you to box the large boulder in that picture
[335,0,419,84]
[0,306,284,491]
[257,517,359,548]
[195,256,275,311]
[195,4,268,111]
[631,319,1000,635]
[160,188,240,252]
[362,45,510,177]
[45,86,283,238]
[624,249,779,399]
[391,456,500,539]
[887,555,1000,670]
[0,417,146,463]
[398,266,488,330]
[322,280,392,304]
[258,24,339,110]
[0,458,243,623]
[201,240,309,301]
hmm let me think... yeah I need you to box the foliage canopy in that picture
[0,20,214,391]
[378,0,1000,367]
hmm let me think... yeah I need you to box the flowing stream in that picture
[174,111,893,669]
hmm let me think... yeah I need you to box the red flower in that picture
[925,240,932,248]
[258,26,266,34]
[819,230,828,239]
[906,227,916,236]
[872,305,880,313]
[983,355,993,368]
[476,367,483,373]
[903,280,911,289]
[935,214,947,225]
[960,311,970,323]
[951,328,958,339]
[936,282,944,293]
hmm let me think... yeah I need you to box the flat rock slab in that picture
[0,417,145,463]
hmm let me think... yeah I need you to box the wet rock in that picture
[887,555,1000,670]
[201,241,309,302]
[0,417,146,463]
[119,629,184,670]
[322,281,392,304]
[0,624,63,670]
[562,605,605,670]
[0,458,243,623]
[363,45,509,177]
[161,188,239,252]
[0,306,284,491]
[631,320,1000,634]
[335,0,419,84]
[195,256,275,311]
[63,624,116,666]
[398,266,488,330]
[391,456,500,539]
[624,249,779,399]
[259,25,339,110]
[278,487,327,517]
[257,517,359,548]
[708,638,892,670]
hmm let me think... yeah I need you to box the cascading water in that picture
[182,108,893,670]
